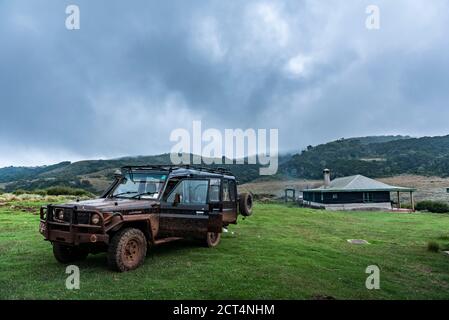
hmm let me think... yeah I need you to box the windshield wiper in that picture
[131,192,158,199]
[112,191,139,198]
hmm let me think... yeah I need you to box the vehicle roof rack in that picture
[120,164,234,176]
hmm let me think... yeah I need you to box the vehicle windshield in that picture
[111,171,167,200]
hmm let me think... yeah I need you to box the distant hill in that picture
[0,154,262,193]
[281,135,449,180]
[1,134,449,193]
[0,161,71,183]
[343,135,411,145]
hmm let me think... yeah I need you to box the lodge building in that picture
[303,169,415,211]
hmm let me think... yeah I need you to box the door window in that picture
[209,179,221,202]
[167,180,209,204]
[222,179,237,201]
[228,180,236,201]
[222,180,230,201]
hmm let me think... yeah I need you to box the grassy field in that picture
[1,198,449,299]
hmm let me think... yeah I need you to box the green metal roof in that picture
[304,175,415,193]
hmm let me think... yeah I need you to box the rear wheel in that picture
[205,232,221,248]
[53,243,88,263]
[107,228,147,272]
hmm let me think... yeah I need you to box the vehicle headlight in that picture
[55,209,64,220]
[91,213,100,225]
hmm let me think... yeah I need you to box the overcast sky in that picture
[1,0,449,167]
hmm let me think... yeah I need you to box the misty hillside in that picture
[1,135,449,193]
[0,154,262,193]
[0,161,71,183]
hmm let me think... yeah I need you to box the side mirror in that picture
[113,170,122,179]
[173,193,181,206]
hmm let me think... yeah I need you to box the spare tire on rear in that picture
[238,192,253,217]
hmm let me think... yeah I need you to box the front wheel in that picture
[205,232,221,248]
[53,243,88,263]
[107,228,147,272]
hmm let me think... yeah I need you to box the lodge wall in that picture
[303,191,391,204]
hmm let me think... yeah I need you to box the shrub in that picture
[0,193,20,202]
[416,200,449,213]
[33,189,48,196]
[401,203,412,209]
[431,202,449,213]
[427,241,440,252]
[13,189,30,195]
[45,186,93,197]
[18,193,44,201]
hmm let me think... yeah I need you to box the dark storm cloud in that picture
[0,0,449,166]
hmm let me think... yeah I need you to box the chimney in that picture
[323,169,331,187]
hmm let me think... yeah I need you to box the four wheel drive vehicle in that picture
[39,165,253,272]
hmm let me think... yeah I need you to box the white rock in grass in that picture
[347,239,370,245]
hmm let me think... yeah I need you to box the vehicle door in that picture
[159,178,210,236]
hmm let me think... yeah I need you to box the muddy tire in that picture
[53,243,88,263]
[205,232,221,248]
[107,228,147,272]
[238,192,253,217]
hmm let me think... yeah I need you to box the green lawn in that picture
[1,201,449,299]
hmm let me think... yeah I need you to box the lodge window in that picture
[332,193,338,199]
[363,192,374,203]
